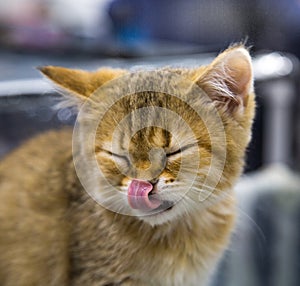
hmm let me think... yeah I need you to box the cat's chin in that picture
[133,203,182,226]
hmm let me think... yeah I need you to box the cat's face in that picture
[40,45,255,225]
[92,90,212,225]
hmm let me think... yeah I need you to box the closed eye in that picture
[166,143,198,157]
[97,148,130,164]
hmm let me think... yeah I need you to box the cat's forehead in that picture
[100,91,202,129]
[96,90,208,152]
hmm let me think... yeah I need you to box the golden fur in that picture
[0,45,255,285]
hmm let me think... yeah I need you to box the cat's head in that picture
[39,45,255,226]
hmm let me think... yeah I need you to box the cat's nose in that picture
[129,148,166,178]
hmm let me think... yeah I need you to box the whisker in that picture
[235,207,266,243]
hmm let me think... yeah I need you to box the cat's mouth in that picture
[128,191,175,213]
[127,179,175,213]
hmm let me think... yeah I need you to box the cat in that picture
[0,45,255,286]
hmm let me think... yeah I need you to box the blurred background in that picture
[0,0,299,285]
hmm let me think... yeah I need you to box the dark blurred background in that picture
[0,1,300,286]
[1,0,300,57]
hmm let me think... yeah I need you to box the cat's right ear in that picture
[194,45,253,113]
[38,66,126,102]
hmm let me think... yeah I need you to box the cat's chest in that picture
[70,203,220,286]
[137,241,212,286]
[71,227,212,286]
[117,231,214,285]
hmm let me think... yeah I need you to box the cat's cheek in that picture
[94,157,126,188]
[164,160,181,180]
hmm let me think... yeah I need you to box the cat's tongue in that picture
[128,179,161,211]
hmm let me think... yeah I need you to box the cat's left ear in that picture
[195,45,253,112]
[38,66,126,101]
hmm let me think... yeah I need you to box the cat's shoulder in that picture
[0,128,73,171]
[0,128,75,197]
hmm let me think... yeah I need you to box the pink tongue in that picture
[128,179,161,211]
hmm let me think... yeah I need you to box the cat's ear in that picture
[195,46,253,112]
[38,66,126,101]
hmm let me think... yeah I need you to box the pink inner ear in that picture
[225,56,252,100]
[196,47,253,109]
[127,179,161,211]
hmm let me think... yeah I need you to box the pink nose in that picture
[127,179,161,211]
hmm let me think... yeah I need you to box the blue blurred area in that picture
[0,0,300,57]
[108,0,300,56]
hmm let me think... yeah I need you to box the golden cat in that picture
[0,45,255,286]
